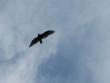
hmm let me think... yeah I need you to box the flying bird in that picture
[29,30,55,47]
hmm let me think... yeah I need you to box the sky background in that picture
[0,0,110,83]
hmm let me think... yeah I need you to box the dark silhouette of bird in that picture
[29,30,55,47]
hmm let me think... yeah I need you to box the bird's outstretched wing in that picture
[41,30,55,38]
[29,37,39,47]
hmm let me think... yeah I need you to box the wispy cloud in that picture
[35,0,110,83]
[0,0,59,83]
[0,0,110,83]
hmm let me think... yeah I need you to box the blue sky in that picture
[0,0,110,83]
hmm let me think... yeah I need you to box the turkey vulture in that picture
[29,30,55,47]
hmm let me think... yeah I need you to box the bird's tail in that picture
[40,40,42,44]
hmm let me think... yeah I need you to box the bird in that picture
[29,30,55,47]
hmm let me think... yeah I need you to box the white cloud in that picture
[1,0,110,83]
[0,0,59,83]
[34,0,110,83]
